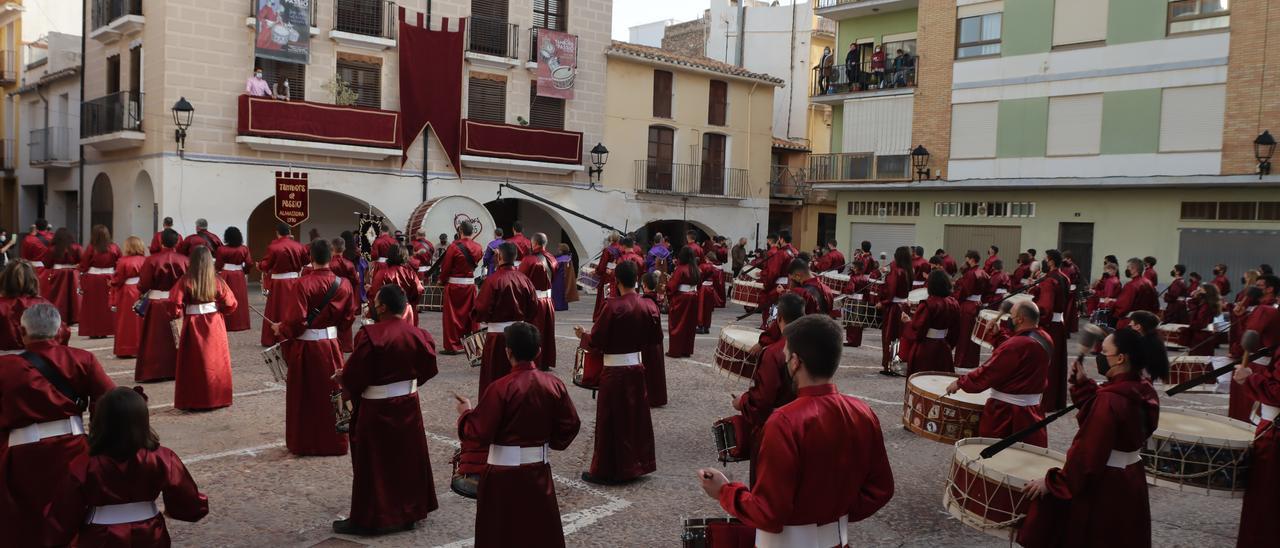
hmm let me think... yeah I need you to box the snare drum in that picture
[462,328,487,368]
[715,326,763,380]
[970,309,1005,350]
[681,517,754,548]
[903,373,989,444]
[1158,323,1191,348]
[261,343,287,383]
[818,271,850,293]
[419,283,445,312]
[331,390,353,434]
[573,347,603,390]
[578,263,601,292]
[1167,356,1215,386]
[712,415,750,463]
[840,294,882,329]
[1142,409,1255,498]
[729,280,765,309]
[944,438,1067,537]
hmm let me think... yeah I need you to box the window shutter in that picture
[950,102,998,159]
[256,56,306,101]
[653,70,672,118]
[337,56,382,109]
[529,82,565,129]
[534,0,567,31]
[1053,0,1108,46]
[1160,85,1226,152]
[1046,94,1102,156]
[468,77,507,123]
[708,80,727,126]
[646,126,674,190]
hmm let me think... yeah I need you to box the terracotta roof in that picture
[606,41,786,86]
[772,137,811,151]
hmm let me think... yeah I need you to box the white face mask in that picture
[255,72,264,79]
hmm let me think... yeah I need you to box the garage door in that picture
[1179,229,1280,293]
[849,222,916,260]
[943,225,1022,272]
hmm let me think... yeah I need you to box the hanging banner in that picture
[535,29,577,100]
[275,171,309,227]
[255,0,311,64]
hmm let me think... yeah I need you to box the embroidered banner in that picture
[275,171,309,227]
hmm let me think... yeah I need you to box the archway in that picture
[90,174,114,237]
[131,171,155,239]
[483,198,587,271]
[635,219,714,252]
[246,189,392,260]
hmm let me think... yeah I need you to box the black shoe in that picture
[333,518,373,535]
[878,369,900,378]
[440,349,462,356]
[581,472,627,486]
[451,473,479,499]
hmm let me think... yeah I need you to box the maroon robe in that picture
[665,264,700,358]
[905,295,960,375]
[77,447,208,546]
[340,316,439,529]
[39,245,82,325]
[507,233,533,259]
[167,278,237,410]
[814,249,846,273]
[1162,277,1189,324]
[175,229,224,256]
[591,244,622,322]
[369,233,397,261]
[1019,373,1158,548]
[1238,340,1280,548]
[952,267,990,369]
[940,254,958,276]
[842,274,872,347]
[1185,297,1218,357]
[457,361,580,548]
[1087,274,1120,315]
[472,265,539,394]
[718,385,894,539]
[880,266,911,369]
[1142,266,1158,286]
[440,238,483,352]
[1212,274,1232,301]
[214,245,253,332]
[517,249,559,370]
[956,327,1050,447]
[77,244,121,337]
[1233,302,1280,422]
[639,293,668,407]
[109,255,146,358]
[0,340,115,546]
[258,235,309,346]
[135,249,189,382]
[20,231,53,273]
[983,253,1000,274]
[148,230,179,255]
[329,255,361,352]
[580,292,659,481]
[280,268,356,456]
[369,264,423,326]
[1113,275,1158,331]
[1031,271,1070,411]
[698,262,719,329]
[987,270,1012,306]
[736,338,795,485]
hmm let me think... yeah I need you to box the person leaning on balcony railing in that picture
[818,47,834,95]
[844,42,860,92]
[247,68,273,98]
[892,49,914,88]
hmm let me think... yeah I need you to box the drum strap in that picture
[20,351,84,409]
[197,230,219,251]
[801,284,831,315]
[306,277,343,328]
[1024,330,1052,357]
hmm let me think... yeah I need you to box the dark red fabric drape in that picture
[237,95,402,148]
[460,120,583,164]
[398,9,465,174]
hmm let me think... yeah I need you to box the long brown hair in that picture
[1201,284,1221,314]
[0,261,39,298]
[122,236,146,257]
[89,387,159,460]
[51,228,75,261]
[90,224,112,254]
[184,246,218,302]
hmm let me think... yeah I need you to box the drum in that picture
[261,343,287,383]
[944,438,1067,537]
[729,280,765,309]
[1167,356,1215,386]
[715,326,762,380]
[907,287,929,303]
[578,262,601,292]
[681,517,754,548]
[903,373,989,444]
[712,415,750,463]
[331,390,353,434]
[418,283,445,312]
[1158,323,1191,348]
[573,347,603,391]
[818,271,850,293]
[970,309,1005,350]
[1142,409,1255,498]
[405,195,494,250]
[462,328,487,368]
[840,294,882,329]
[449,448,478,499]
[1090,308,1115,329]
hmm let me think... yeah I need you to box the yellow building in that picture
[0,2,23,231]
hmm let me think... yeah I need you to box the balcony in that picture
[81,91,145,151]
[329,0,397,50]
[0,50,15,84]
[236,94,403,160]
[815,0,918,21]
[90,0,144,44]
[465,15,520,68]
[634,160,751,200]
[770,165,809,201]
[29,127,75,168]
[807,152,911,183]
[812,58,917,105]
[459,119,584,174]
[814,17,837,37]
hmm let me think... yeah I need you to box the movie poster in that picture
[255,0,311,64]
[535,29,577,100]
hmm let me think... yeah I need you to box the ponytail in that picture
[1113,327,1168,381]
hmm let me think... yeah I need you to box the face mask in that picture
[0,235,6,243]
[1094,353,1110,376]
[255,72,263,78]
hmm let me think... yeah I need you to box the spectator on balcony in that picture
[892,49,914,88]
[247,67,273,98]
[844,42,861,92]
[871,46,887,89]
[818,47,834,94]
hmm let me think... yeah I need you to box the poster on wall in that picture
[255,0,311,64]
[274,171,309,227]
[535,29,577,100]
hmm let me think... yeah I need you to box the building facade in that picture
[13,31,81,235]
[813,0,1279,283]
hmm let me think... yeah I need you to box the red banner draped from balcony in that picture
[398,8,465,174]
[237,95,402,149]
[461,119,583,165]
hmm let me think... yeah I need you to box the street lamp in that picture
[172,97,194,153]
[910,144,930,181]
[1255,130,1275,179]
[588,142,609,188]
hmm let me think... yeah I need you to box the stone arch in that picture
[246,189,392,259]
[483,197,592,272]
[89,173,114,237]
[131,170,156,239]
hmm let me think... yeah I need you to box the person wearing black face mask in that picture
[1113,258,1158,331]
[1029,249,1070,411]
[1163,264,1189,324]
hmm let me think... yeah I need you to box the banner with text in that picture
[255,0,311,64]
[535,29,577,100]
[275,171,309,226]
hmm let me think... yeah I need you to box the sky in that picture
[611,0,710,41]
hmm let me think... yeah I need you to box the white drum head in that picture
[822,272,850,282]
[955,441,1064,487]
[909,374,990,406]
[721,325,763,350]
[977,309,1002,321]
[406,196,496,244]
[1156,409,1254,445]
[908,288,929,302]
[1159,323,1189,333]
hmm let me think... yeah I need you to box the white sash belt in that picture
[185,303,217,315]
[271,272,300,280]
[995,288,1008,295]
[362,379,418,399]
[1177,297,1188,302]
[53,264,77,270]
[147,290,170,300]
[603,352,642,366]
[377,257,388,263]
[912,281,925,287]
[299,326,338,341]
[87,267,115,275]
[487,443,549,466]
[1051,312,1064,322]
[1021,278,1031,285]
[448,277,475,285]
[221,264,243,272]
[1106,450,1141,469]
[417,266,429,273]
[756,515,848,548]
[702,280,713,287]
[8,416,84,446]
[891,297,906,303]
[989,389,1042,407]
[86,500,159,525]
[678,284,697,293]
[536,289,552,299]
[1070,285,1077,291]
[122,277,140,286]
[1261,403,1279,422]
[966,295,982,302]
[29,261,44,268]
[0,349,22,355]
[926,328,948,339]
[775,277,790,286]
[488,321,516,332]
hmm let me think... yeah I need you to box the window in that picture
[106,55,120,94]
[646,126,674,191]
[1217,202,1257,221]
[950,102,998,159]
[956,13,1002,59]
[848,201,920,216]
[934,201,1036,218]
[128,44,141,93]
[653,70,672,118]
[337,55,382,109]
[708,80,727,126]
[529,82,565,129]
[1181,202,1217,219]
[701,133,727,194]
[875,155,909,179]
[256,57,305,101]
[533,0,567,31]
[1260,202,1280,221]
[1181,201,1280,221]
[1168,0,1230,35]
[1159,85,1226,152]
[1053,0,1108,46]
[468,75,506,123]
[1047,94,1103,156]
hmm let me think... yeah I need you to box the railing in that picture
[812,57,917,97]
[333,0,397,40]
[634,160,751,199]
[770,165,809,199]
[814,17,837,36]
[466,15,519,59]
[808,152,911,183]
[0,140,13,171]
[92,0,143,30]
[29,127,73,164]
[817,0,910,9]
[0,50,14,82]
[81,91,144,138]
[249,0,319,23]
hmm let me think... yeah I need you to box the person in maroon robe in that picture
[1142,256,1159,286]
[147,217,177,255]
[258,223,309,347]
[1029,251,1070,411]
[329,237,361,353]
[1185,284,1221,357]
[456,321,580,548]
[271,239,355,457]
[332,284,438,535]
[20,218,54,275]
[811,240,846,275]
[697,256,719,334]
[733,293,801,485]
[167,247,237,411]
[78,225,120,338]
[39,228,82,325]
[575,261,658,484]
[1234,322,1280,546]
[879,247,912,373]
[842,262,872,347]
[0,262,72,352]
[952,251,991,369]
[1011,253,1033,291]
[983,245,1000,274]
[901,270,960,375]
[439,222,483,355]
[699,314,894,545]
[1232,281,1280,422]
[638,273,668,407]
[1162,264,1190,324]
[78,386,208,545]
[1020,327,1164,548]
[947,299,1050,447]
[684,231,705,260]
[109,237,148,358]
[1088,262,1121,318]
[507,221,533,261]
[214,227,253,333]
[518,233,559,371]
[175,218,224,256]
[986,259,1011,307]
[591,233,622,322]
[367,245,424,326]
[369,224,397,263]
[0,304,115,546]
[135,230,189,383]
[410,229,435,280]
[759,232,798,327]
[473,243,539,394]
[1211,263,1232,301]
[910,246,929,287]
[666,247,701,358]
[1114,258,1159,331]
[935,249,958,277]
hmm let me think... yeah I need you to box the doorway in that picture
[1058,222,1094,282]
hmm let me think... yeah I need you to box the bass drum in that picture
[406,195,496,244]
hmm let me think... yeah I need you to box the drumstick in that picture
[246,304,272,323]
[980,403,1080,459]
